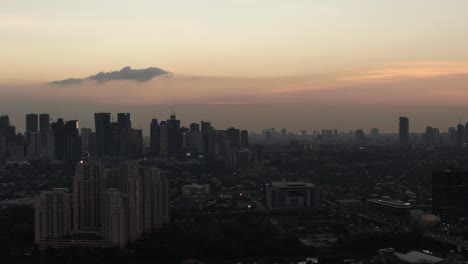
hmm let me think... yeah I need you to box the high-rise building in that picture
[449,127,457,147]
[81,128,92,151]
[35,188,72,243]
[64,120,81,160]
[73,160,104,230]
[433,169,468,222]
[159,121,168,159]
[370,128,379,137]
[39,114,50,133]
[201,120,212,133]
[167,114,181,157]
[102,188,129,249]
[425,126,435,145]
[355,129,365,145]
[26,113,38,133]
[150,119,160,156]
[51,119,65,160]
[117,113,131,131]
[240,130,249,149]
[139,166,170,231]
[399,117,409,145]
[94,113,112,156]
[0,115,10,137]
[227,127,240,149]
[190,123,200,133]
[457,123,465,148]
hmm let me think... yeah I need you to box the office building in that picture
[457,123,465,147]
[266,182,320,209]
[26,113,38,133]
[35,188,72,243]
[399,117,409,145]
[150,119,160,156]
[64,120,81,160]
[39,113,50,133]
[432,169,468,222]
[94,113,112,156]
[102,188,129,249]
[240,130,249,149]
[73,160,104,230]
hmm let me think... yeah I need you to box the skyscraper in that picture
[81,128,92,151]
[117,113,131,131]
[457,123,465,148]
[73,160,104,230]
[433,169,468,221]
[26,113,38,133]
[35,188,72,243]
[159,121,168,159]
[240,130,249,149]
[138,166,169,231]
[227,127,241,149]
[167,114,181,157]
[51,118,65,160]
[150,119,160,156]
[399,117,409,145]
[102,188,129,249]
[39,113,50,133]
[64,120,81,160]
[94,113,112,156]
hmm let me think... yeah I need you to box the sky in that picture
[2,0,468,134]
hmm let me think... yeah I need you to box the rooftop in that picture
[270,182,315,189]
[394,251,444,264]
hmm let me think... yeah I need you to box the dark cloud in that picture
[49,66,170,85]
[49,78,83,86]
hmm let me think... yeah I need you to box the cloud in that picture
[343,61,468,82]
[50,66,170,85]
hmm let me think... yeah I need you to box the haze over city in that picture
[2,0,468,133]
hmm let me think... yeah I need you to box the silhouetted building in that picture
[433,169,468,222]
[399,117,409,145]
[449,127,457,147]
[51,119,65,160]
[26,113,38,133]
[64,120,81,161]
[227,127,240,149]
[457,123,465,147]
[240,130,249,149]
[150,119,160,156]
[159,121,168,158]
[81,128,91,151]
[94,113,112,156]
[425,126,435,145]
[356,129,365,145]
[167,114,181,157]
[39,113,50,133]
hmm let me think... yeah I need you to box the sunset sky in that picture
[2,0,468,133]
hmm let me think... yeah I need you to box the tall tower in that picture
[159,121,168,159]
[399,117,409,145]
[39,113,50,133]
[240,130,249,149]
[457,123,465,148]
[94,113,112,156]
[35,188,72,243]
[102,188,129,249]
[138,167,169,231]
[150,119,160,156]
[26,113,38,133]
[73,160,104,230]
